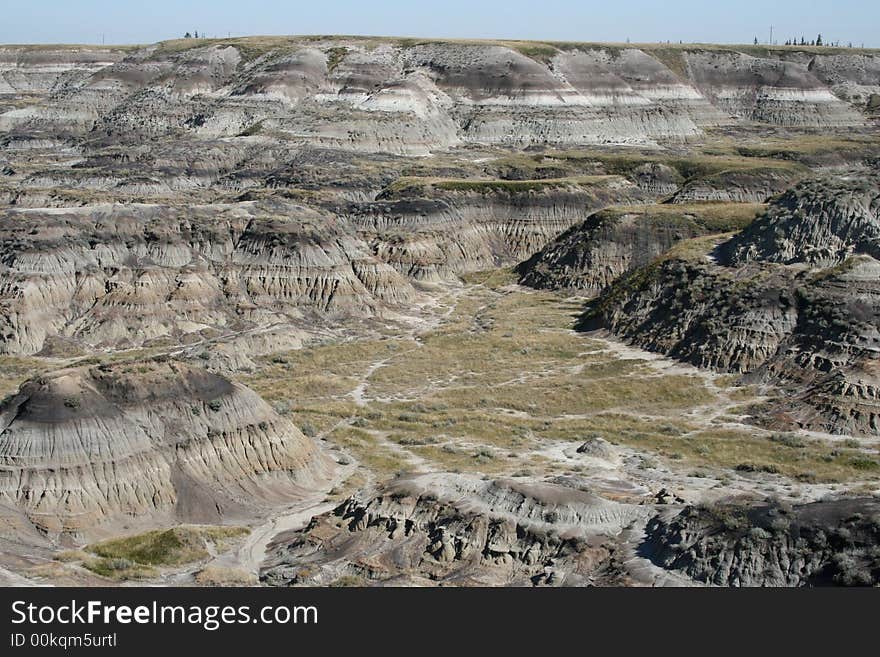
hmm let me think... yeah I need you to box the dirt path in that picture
[193,455,358,579]
[348,281,472,408]
[227,495,342,575]
[155,280,874,585]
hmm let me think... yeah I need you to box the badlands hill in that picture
[0,200,414,355]
[580,171,880,436]
[0,359,333,541]
[1,35,880,586]
[643,497,880,586]
[262,472,645,586]
[516,201,765,293]
[1,37,878,152]
[1,36,878,358]
[2,36,876,356]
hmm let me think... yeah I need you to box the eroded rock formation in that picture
[0,359,334,538]
[517,204,760,294]
[2,39,877,154]
[261,473,646,586]
[581,170,880,435]
[642,498,880,586]
[0,200,416,355]
[346,176,650,280]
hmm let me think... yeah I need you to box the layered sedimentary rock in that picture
[0,200,415,355]
[397,44,702,147]
[721,172,880,265]
[2,39,876,154]
[581,171,880,435]
[807,53,880,111]
[0,174,655,354]
[626,162,684,195]
[2,138,405,207]
[0,46,129,110]
[668,166,805,203]
[0,47,140,141]
[345,176,650,280]
[2,36,880,582]
[679,49,866,127]
[595,48,729,127]
[642,498,880,586]
[0,360,334,538]
[517,204,761,294]
[261,473,645,586]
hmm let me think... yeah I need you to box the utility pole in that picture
[769,25,773,45]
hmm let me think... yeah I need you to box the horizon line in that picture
[1,33,876,50]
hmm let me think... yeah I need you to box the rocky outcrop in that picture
[628,162,683,195]
[0,200,416,355]
[2,39,876,154]
[0,174,656,353]
[347,176,650,280]
[721,171,880,266]
[679,49,866,127]
[668,166,804,204]
[0,46,129,105]
[581,171,880,435]
[261,473,645,586]
[578,47,729,128]
[396,45,701,147]
[642,498,880,586]
[0,359,334,539]
[591,252,880,435]
[517,203,760,294]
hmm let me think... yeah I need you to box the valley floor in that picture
[5,271,876,585]
[2,35,879,587]
[245,270,880,497]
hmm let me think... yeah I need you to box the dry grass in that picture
[408,443,510,474]
[734,135,879,159]
[544,149,805,178]
[384,174,619,197]
[237,269,879,486]
[324,426,411,477]
[661,232,736,261]
[608,427,880,483]
[0,356,50,400]
[194,566,258,586]
[602,202,766,232]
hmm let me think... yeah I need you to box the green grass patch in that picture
[87,525,248,567]
[383,175,619,197]
[597,202,766,233]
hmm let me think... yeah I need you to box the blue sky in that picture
[1,0,875,47]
